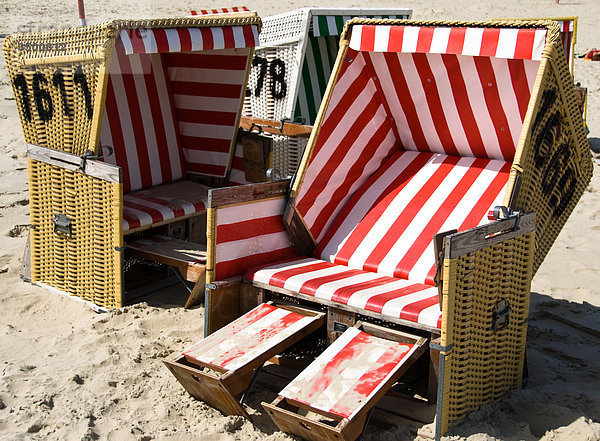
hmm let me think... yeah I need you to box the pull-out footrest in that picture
[262,322,427,441]
[164,303,325,419]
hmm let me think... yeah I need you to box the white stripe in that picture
[377,157,475,277]
[233,26,245,48]
[119,30,134,55]
[216,232,291,263]
[178,122,235,140]
[417,303,441,328]
[189,28,203,51]
[344,279,420,309]
[217,198,286,225]
[491,57,524,147]
[401,26,419,53]
[183,149,230,166]
[168,67,248,84]
[142,29,158,54]
[374,26,390,52]
[462,28,484,56]
[430,27,450,54]
[251,258,316,284]
[327,16,337,37]
[350,25,363,50]
[212,27,225,50]
[164,29,181,53]
[172,95,240,112]
[122,204,156,229]
[531,29,547,61]
[495,29,518,59]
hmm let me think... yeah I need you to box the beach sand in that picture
[0,1,599,440]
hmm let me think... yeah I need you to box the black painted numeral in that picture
[13,74,32,122]
[32,72,53,121]
[73,66,93,120]
[251,56,287,100]
[52,70,71,117]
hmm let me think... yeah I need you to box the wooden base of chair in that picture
[262,322,427,441]
[164,303,325,419]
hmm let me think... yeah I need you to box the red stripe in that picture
[458,161,511,231]
[333,152,430,266]
[200,27,214,50]
[364,283,430,314]
[331,277,396,305]
[329,342,412,417]
[152,29,169,53]
[165,52,249,70]
[507,59,531,122]
[128,30,145,54]
[441,54,487,158]
[184,162,228,176]
[245,256,306,281]
[180,137,232,153]
[399,295,439,322]
[104,76,132,192]
[387,26,405,52]
[170,81,243,99]
[242,24,256,47]
[446,28,466,54]
[217,215,286,243]
[480,28,500,57]
[123,199,167,225]
[177,109,238,126]
[362,155,460,274]
[231,155,244,170]
[416,27,434,53]
[361,25,376,51]
[514,29,535,60]
[143,56,173,184]
[308,94,387,238]
[394,158,486,281]
[222,26,235,49]
[412,53,459,156]
[268,262,333,288]
[177,28,193,52]
[117,47,153,189]
[385,52,429,151]
[215,247,296,280]
[298,269,365,296]
[473,56,514,160]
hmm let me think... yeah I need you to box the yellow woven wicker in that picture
[4,13,261,308]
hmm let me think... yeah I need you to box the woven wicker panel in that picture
[271,135,308,178]
[510,33,592,273]
[28,159,123,308]
[438,231,535,435]
[3,25,110,155]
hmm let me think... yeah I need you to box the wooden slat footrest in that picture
[164,303,325,419]
[262,322,427,441]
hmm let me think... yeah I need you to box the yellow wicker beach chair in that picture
[3,12,261,308]
[172,18,591,440]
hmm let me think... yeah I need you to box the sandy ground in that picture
[0,0,599,440]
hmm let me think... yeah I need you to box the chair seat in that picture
[246,257,441,329]
[278,326,417,419]
[123,180,209,233]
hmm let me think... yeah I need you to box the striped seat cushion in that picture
[123,180,209,233]
[247,257,441,329]
[279,326,418,419]
[315,150,511,285]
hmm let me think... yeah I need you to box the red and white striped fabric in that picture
[214,197,295,280]
[191,6,250,15]
[279,326,418,419]
[165,48,251,178]
[227,141,249,186]
[118,25,259,55]
[557,19,575,70]
[314,150,511,284]
[349,25,547,61]
[122,180,209,233]
[247,257,441,328]
[183,303,318,371]
[101,39,185,193]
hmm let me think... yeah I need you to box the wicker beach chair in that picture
[3,12,261,308]
[169,18,591,440]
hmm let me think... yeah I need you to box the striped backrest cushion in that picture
[314,150,511,285]
[165,48,252,178]
[100,39,184,193]
[214,197,295,280]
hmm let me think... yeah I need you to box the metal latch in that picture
[79,146,113,172]
[492,299,511,332]
[487,206,523,231]
[333,321,348,333]
[53,213,73,237]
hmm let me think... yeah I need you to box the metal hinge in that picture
[430,342,453,353]
[53,213,72,237]
[492,299,511,332]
